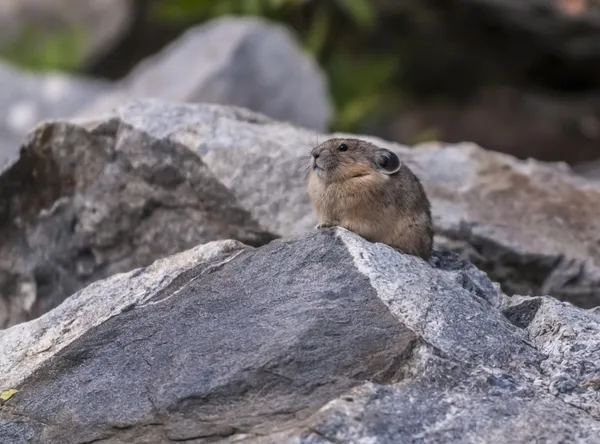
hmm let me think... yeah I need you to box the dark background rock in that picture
[1,229,598,443]
[383,87,600,165]
[370,0,600,167]
[0,114,276,329]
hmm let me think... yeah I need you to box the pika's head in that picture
[310,138,401,183]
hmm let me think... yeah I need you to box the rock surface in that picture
[0,112,276,328]
[84,99,600,308]
[4,96,600,328]
[0,229,598,443]
[81,17,332,132]
[0,62,111,172]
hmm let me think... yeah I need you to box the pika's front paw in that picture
[316,222,337,229]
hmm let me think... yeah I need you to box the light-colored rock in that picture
[81,17,333,132]
[0,229,598,443]
[0,239,248,391]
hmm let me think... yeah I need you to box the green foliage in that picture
[336,0,375,28]
[0,25,86,72]
[327,51,400,132]
[150,0,304,22]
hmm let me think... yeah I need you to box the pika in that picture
[307,137,434,260]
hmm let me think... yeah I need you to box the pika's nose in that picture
[312,152,320,159]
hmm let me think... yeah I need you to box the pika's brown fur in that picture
[307,137,434,259]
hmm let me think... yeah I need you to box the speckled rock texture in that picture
[0,229,598,443]
[0,113,276,328]
[83,99,600,309]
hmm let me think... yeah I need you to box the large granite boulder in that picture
[90,99,600,308]
[0,229,598,443]
[0,112,276,328]
[81,17,333,132]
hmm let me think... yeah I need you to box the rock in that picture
[81,17,333,132]
[98,99,600,308]
[0,229,598,443]
[573,157,600,180]
[406,141,600,310]
[0,111,276,328]
[0,61,112,173]
[0,0,134,66]
[501,294,600,419]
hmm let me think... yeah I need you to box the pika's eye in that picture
[338,143,348,152]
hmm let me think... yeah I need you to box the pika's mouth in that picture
[312,157,325,172]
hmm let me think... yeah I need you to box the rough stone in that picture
[501,294,600,419]
[81,17,332,132]
[0,112,276,328]
[96,99,600,308]
[0,229,598,443]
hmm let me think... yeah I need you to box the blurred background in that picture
[2,0,600,175]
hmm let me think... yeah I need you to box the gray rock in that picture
[81,17,332,132]
[502,294,600,419]
[574,157,600,180]
[0,113,276,328]
[0,62,111,173]
[100,99,600,308]
[405,142,600,309]
[1,229,598,443]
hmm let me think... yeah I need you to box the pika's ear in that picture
[375,149,401,174]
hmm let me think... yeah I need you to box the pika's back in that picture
[307,137,433,259]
